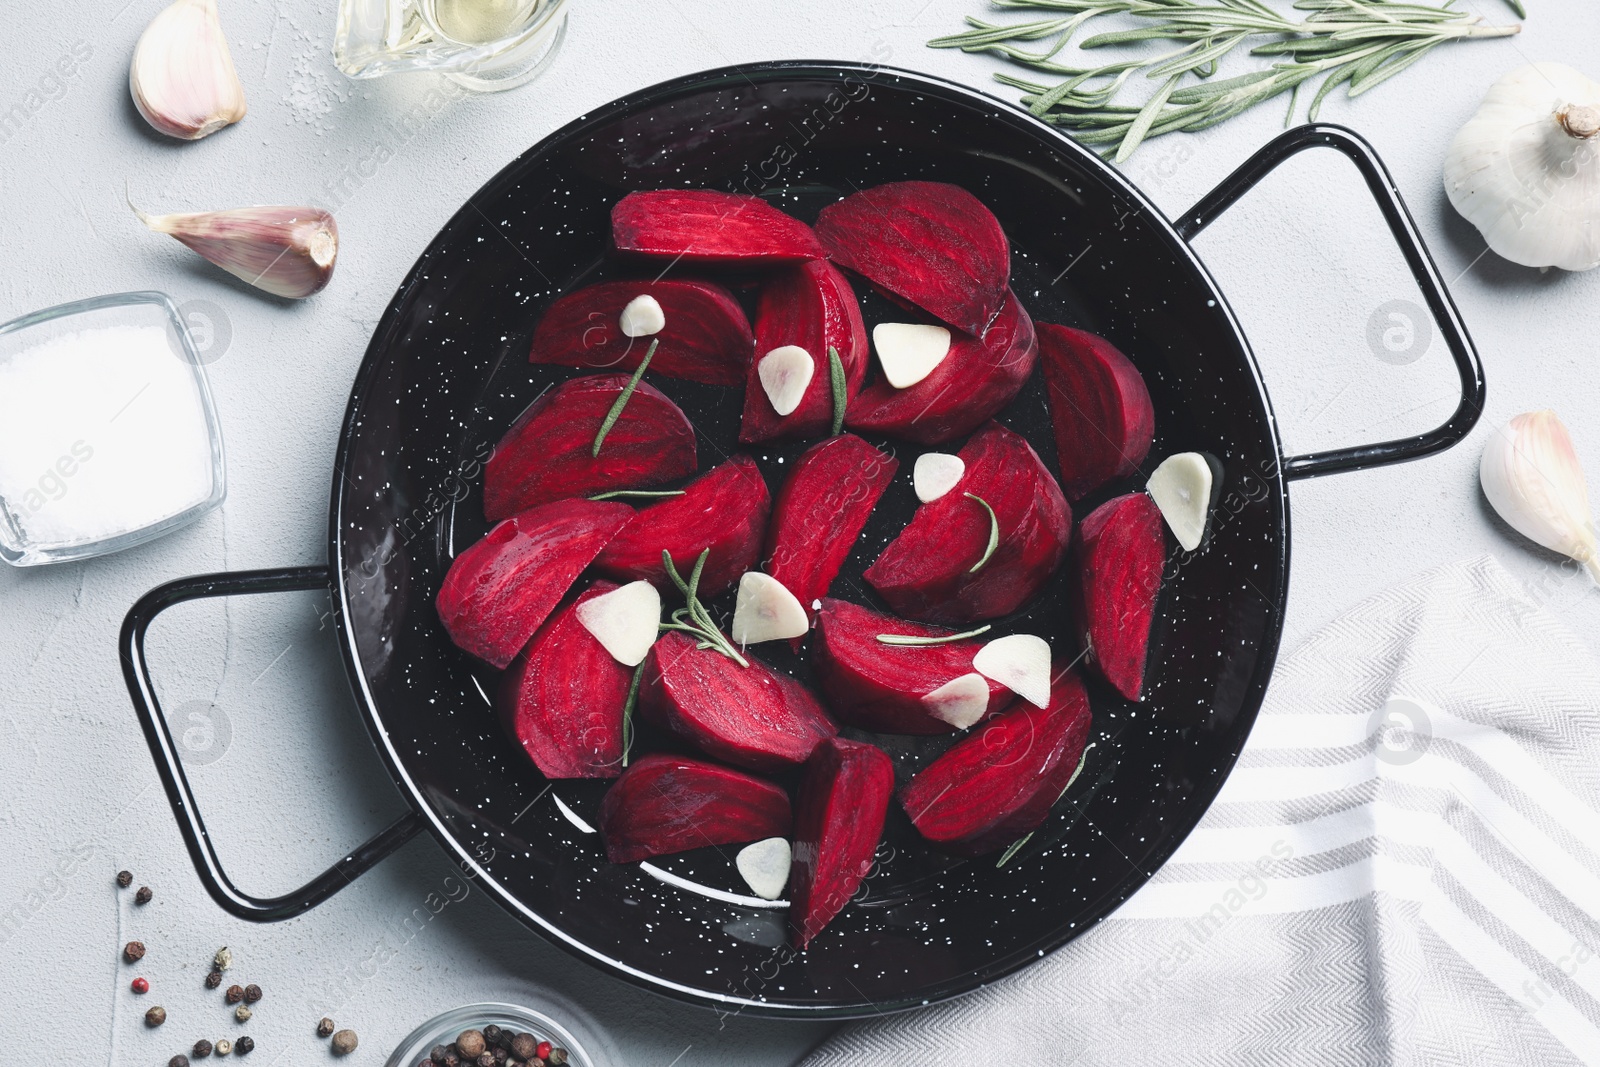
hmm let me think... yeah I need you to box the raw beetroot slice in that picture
[529,279,754,387]
[740,261,868,442]
[594,455,771,598]
[815,181,1010,335]
[499,581,631,779]
[612,190,824,264]
[847,290,1038,445]
[813,598,1012,735]
[865,422,1071,623]
[641,631,837,772]
[1038,324,1155,500]
[764,435,897,620]
[790,737,894,949]
[436,499,632,669]
[483,375,697,522]
[598,754,792,864]
[900,668,1092,857]
[1076,492,1165,700]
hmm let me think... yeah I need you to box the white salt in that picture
[0,323,215,548]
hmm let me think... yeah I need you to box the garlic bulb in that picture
[1479,411,1600,580]
[133,203,338,299]
[1444,62,1600,271]
[130,0,247,141]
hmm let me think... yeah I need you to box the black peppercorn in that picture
[419,1061,436,1067]
[475,1053,494,1067]
[431,1045,450,1063]
[135,886,153,905]
[441,1052,461,1067]
[117,870,133,888]
[193,1039,213,1059]
[124,940,146,962]
[235,1037,254,1055]
[225,984,244,1004]
[205,970,223,989]
[483,1025,502,1045]
[509,1035,536,1061]
[317,1017,336,1038]
[242,983,262,1004]
[169,1057,189,1067]
[144,1005,166,1027]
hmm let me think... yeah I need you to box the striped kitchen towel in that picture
[805,555,1600,1067]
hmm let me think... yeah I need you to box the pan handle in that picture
[119,566,425,922]
[1174,123,1485,482]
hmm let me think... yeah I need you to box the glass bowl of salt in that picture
[0,291,225,566]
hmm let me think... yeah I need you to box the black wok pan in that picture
[121,62,1483,1017]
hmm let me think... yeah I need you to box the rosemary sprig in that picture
[931,0,1522,159]
[966,492,1001,573]
[588,489,687,501]
[877,624,993,646]
[620,662,644,767]
[592,339,658,457]
[996,742,1096,868]
[657,548,749,667]
[828,346,847,436]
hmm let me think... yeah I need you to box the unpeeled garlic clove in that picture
[1480,410,1600,580]
[130,0,247,141]
[133,202,338,299]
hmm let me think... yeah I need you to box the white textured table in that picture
[2,1,1596,1064]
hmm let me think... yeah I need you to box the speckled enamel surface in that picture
[328,63,1289,1017]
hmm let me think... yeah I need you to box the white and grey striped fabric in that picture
[805,555,1600,1066]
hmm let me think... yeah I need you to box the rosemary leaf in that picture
[1116,73,1182,161]
[621,663,643,767]
[828,346,847,436]
[588,489,687,501]
[876,625,994,646]
[965,492,1001,574]
[592,339,658,458]
[995,742,1095,868]
[995,833,1034,869]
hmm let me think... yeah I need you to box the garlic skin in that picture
[133,204,338,299]
[1480,411,1600,580]
[130,0,247,141]
[1444,62,1600,271]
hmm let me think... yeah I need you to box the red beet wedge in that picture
[594,455,771,598]
[865,422,1071,624]
[529,279,754,387]
[900,668,1092,857]
[814,181,1010,336]
[812,598,1013,735]
[764,435,897,622]
[641,631,837,772]
[790,737,894,949]
[598,754,792,864]
[846,290,1038,445]
[739,261,869,442]
[612,190,825,264]
[1038,324,1156,500]
[1076,492,1165,700]
[499,581,632,779]
[483,375,697,523]
[436,499,632,669]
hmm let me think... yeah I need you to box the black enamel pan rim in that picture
[326,61,1291,1014]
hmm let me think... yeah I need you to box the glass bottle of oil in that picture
[334,0,568,92]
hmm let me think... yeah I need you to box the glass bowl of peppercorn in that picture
[385,1003,591,1067]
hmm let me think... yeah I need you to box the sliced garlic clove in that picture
[735,837,791,900]
[757,345,814,416]
[575,580,661,666]
[619,294,665,338]
[1146,452,1214,551]
[973,633,1051,708]
[731,572,809,645]
[1480,410,1600,580]
[913,452,965,503]
[921,672,991,730]
[130,0,247,141]
[133,202,338,299]
[873,323,952,388]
